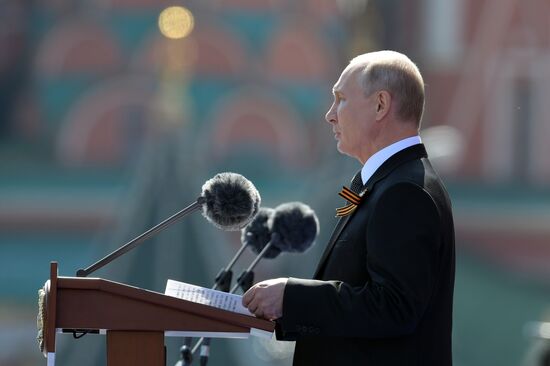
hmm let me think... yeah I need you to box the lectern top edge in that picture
[56,274,274,332]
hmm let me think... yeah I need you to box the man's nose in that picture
[325,104,336,124]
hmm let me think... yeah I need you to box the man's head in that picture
[325,50,425,163]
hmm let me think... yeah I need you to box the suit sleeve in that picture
[276,182,442,339]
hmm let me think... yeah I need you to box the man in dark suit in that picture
[243,50,455,366]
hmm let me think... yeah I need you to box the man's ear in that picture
[375,91,391,121]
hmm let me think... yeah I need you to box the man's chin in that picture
[336,144,349,156]
[337,145,361,162]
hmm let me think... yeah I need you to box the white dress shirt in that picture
[361,135,422,184]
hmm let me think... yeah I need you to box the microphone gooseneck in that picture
[76,199,205,277]
[212,206,277,291]
[76,172,260,277]
[229,233,279,293]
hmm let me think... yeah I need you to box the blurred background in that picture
[1,0,549,365]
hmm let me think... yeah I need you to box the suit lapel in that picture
[313,144,428,279]
[313,214,353,278]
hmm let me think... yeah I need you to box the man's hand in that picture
[242,278,288,320]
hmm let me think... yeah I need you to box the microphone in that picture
[241,207,281,259]
[76,172,261,277]
[269,201,319,253]
[191,202,320,362]
[201,172,261,231]
[179,207,277,366]
[210,207,278,292]
[232,201,319,293]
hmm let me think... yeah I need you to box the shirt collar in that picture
[361,135,422,184]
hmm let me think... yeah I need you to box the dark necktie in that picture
[350,171,364,194]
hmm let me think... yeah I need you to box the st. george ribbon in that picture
[191,202,320,366]
[76,172,261,277]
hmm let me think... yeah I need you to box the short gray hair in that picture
[350,51,425,125]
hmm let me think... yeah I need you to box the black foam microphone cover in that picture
[240,207,281,259]
[201,172,261,231]
[271,202,319,252]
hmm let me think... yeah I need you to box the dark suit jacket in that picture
[276,144,455,366]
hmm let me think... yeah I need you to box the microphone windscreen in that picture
[270,202,319,253]
[201,172,261,231]
[240,207,281,259]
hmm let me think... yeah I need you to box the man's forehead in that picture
[333,64,362,92]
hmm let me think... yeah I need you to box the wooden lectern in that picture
[38,262,274,366]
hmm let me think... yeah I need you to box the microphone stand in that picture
[76,197,205,277]
[174,337,193,366]
[191,236,278,365]
[174,242,250,365]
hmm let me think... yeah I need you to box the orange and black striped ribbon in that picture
[335,186,365,217]
[335,203,357,217]
[338,186,362,205]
